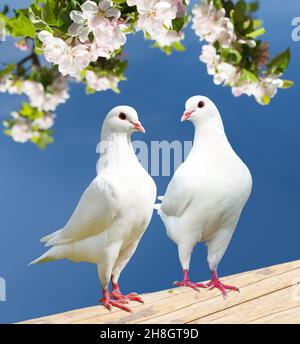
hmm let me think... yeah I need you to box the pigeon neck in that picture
[193,118,226,144]
[97,129,137,174]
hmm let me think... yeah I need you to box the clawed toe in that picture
[207,271,240,298]
[100,297,132,312]
[126,293,144,303]
[174,280,207,291]
[174,270,207,291]
[110,288,144,304]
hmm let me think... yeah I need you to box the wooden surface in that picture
[20,260,300,324]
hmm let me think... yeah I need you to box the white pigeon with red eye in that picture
[157,96,252,297]
[31,105,157,312]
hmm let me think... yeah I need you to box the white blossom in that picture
[85,70,119,91]
[58,43,91,78]
[213,62,238,85]
[22,76,69,112]
[153,30,184,47]
[232,75,284,105]
[10,116,32,143]
[83,0,121,30]
[192,0,236,47]
[93,18,127,55]
[131,0,177,37]
[68,0,121,42]
[33,112,55,130]
[0,75,21,94]
[252,76,283,104]
[38,31,67,65]
[38,31,91,78]
[199,44,220,75]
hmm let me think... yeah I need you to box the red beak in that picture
[131,121,145,133]
[181,110,194,122]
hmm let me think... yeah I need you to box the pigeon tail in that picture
[40,229,62,244]
[44,235,72,248]
[29,246,66,265]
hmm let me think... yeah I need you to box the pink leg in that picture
[110,282,144,304]
[174,269,207,291]
[207,271,240,298]
[99,288,132,312]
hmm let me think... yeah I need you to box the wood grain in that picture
[19,260,300,324]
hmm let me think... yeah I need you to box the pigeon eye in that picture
[198,101,205,108]
[119,112,126,120]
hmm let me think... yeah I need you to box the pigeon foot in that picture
[111,282,144,303]
[174,269,207,291]
[110,290,144,304]
[207,271,240,298]
[100,289,132,312]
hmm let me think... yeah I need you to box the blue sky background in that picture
[0,0,299,323]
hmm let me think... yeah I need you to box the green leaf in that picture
[246,27,266,39]
[267,48,291,75]
[112,0,127,3]
[0,64,15,79]
[86,86,96,94]
[172,17,185,33]
[221,48,242,65]
[237,69,259,85]
[248,1,259,12]
[280,80,294,89]
[172,41,186,52]
[31,130,54,149]
[163,45,172,55]
[233,0,247,24]
[252,19,263,29]
[213,0,223,10]
[42,0,57,26]
[8,13,36,37]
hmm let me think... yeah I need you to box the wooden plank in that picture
[139,267,300,324]
[190,286,299,324]
[19,260,300,324]
[249,306,300,324]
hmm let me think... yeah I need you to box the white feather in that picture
[158,96,252,272]
[31,105,157,291]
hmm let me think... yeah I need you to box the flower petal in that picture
[99,0,113,11]
[68,23,82,36]
[70,10,85,24]
[79,26,90,43]
[38,30,53,43]
[105,8,121,18]
[81,0,98,15]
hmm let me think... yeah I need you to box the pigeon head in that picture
[104,105,145,134]
[181,96,222,127]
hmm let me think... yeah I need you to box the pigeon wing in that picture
[161,174,192,217]
[45,177,119,246]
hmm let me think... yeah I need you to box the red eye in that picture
[198,101,205,108]
[119,112,126,120]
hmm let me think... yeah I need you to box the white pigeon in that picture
[31,105,157,312]
[157,96,252,297]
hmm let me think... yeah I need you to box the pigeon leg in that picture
[206,271,239,298]
[110,282,144,304]
[99,288,133,312]
[174,269,207,291]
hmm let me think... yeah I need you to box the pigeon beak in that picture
[181,110,194,122]
[131,121,145,133]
